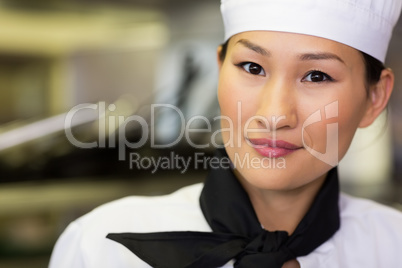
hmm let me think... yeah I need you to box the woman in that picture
[49,0,402,267]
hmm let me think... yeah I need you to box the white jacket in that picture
[49,183,402,268]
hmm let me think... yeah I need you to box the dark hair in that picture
[361,51,385,88]
[218,40,385,90]
[218,40,229,64]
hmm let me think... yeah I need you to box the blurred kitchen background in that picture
[0,0,401,267]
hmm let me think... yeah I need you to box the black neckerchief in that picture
[107,149,340,268]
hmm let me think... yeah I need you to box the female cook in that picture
[49,0,402,267]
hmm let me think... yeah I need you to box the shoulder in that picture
[339,193,402,233]
[49,183,211,268]
[80,182,207,231]
[299,193,402,268]
[336,194,402,266]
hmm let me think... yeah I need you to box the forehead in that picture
[227,31,363,65]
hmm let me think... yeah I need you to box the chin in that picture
[235,156,333,192]
[235,167,300,191]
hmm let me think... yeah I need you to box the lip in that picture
[247,138,302,158]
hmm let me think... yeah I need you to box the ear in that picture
[217,45,224,70]
[359,68,394,128]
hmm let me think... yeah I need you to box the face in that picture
[217,31,372,192]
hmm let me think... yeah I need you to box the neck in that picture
[235,170,327,235]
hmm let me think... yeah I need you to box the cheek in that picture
[217,80,235,122]
[302,84,368,162]
[217,70,258,136]
[218,73,237,145]
[337,94,368,157]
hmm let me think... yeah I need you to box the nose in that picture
[255,78,297,131]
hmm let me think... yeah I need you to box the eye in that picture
[303,70,333,82]
[238,62,266,76]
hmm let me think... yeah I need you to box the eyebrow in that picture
[298,52,345,65]
[236,39,270,56]
[235,38,345,65]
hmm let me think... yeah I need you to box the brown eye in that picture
[303,70,333,82]
[310,71,325,82]
[241,62,265,76]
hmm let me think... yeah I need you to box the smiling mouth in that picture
[247,138,302,158]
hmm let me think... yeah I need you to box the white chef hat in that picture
[221,0,402,63]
